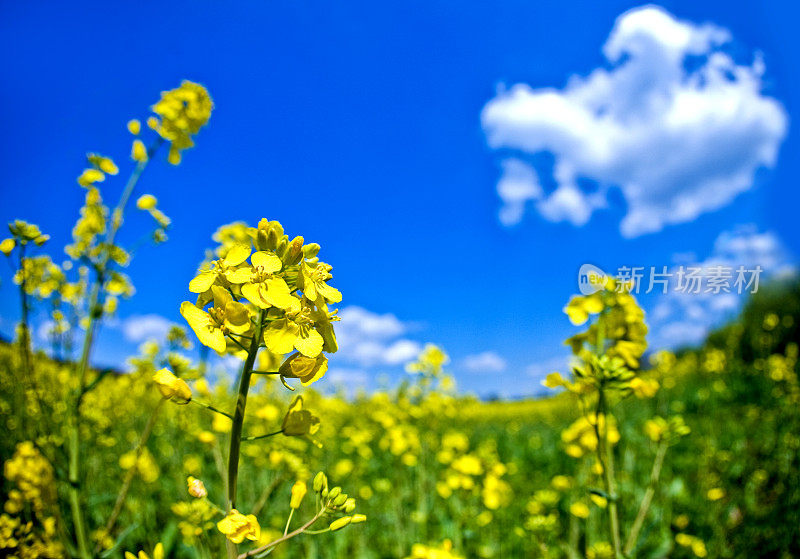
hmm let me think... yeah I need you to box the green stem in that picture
[192,399,234,419]
[226,309,266,559]
[596,387,623,558]
[623,441,668,556]
[68,140,161,559]
[242,430,283,442]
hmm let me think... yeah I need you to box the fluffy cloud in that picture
[482,6,787,236]
[461,351,507,374]
[650,225,796,348]
[335,306,421,367]
[121,314,172,343]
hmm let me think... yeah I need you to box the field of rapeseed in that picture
[1,82,799,559]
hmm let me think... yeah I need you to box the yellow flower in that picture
[226,250,295,310]
[298,258,342,305]
[630,377,659,398]
[197,431,216,444]
[136,195,158,210]
[0,238,15,256]
[590,494,608,508]
[132,139,148,162]
[290,481,307,509]
[707,488,725,501]
[281,396,320,437]
[570,502,590,519]
[152,368,192,403]
[278,353,329,386]
[127,119,141,135]
[87,153,119,175]
[264,299,324,358]
[180,286,252,353]
[644,417,668,442]
[216,509,260,544]
[124,543,163,559]
[77,168,105,187]
[187,477,207,498]
[151,80,213,165]
[564,294,603,326]
[188,243,252,294]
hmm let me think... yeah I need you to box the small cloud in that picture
[121,314,172,343]
[326,367,370,387]
[482,6,787,236]
[461,351,507,374]
[650,225,796,348]
[335,306,421,367]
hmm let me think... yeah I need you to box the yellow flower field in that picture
[1,82,799,559]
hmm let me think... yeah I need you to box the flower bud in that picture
[343,498,356,513]
[350,514,367,524]
[313,472,327,493]
[329,516,352,532]
[290,481,307,509]
[187,477,207,498]
[302,243,321,258]
[0,238,15,256]
[327,487,341,501]
[332,492,348,507]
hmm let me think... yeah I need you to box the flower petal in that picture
[223,243,252,267]
[189,271,216,293]
[264,319,299,355]
[251,251,282,273]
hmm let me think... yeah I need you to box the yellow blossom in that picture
[124,543,163,559]
[570,502,590,518]
[136,195,158,210]
[127,119,141,135]
[0,238,15,256]
[216,509,260,544]
[279,352,329,386]
[77,168,105,187]
[152,368,192,403]
[281,395,320,437]
[187,477,207,498]
[132,139,148,162]
[180,286,252,353]
[290,481,307,509]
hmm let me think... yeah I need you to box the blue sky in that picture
[1,1,799,396]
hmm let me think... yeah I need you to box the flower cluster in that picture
[180,218,341,385]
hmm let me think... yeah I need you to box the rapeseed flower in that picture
[217,509,260,544]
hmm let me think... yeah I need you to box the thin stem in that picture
[283,508,295,536]
[242,430,283,442]
[623,441,669,556]
[226,309,266,559]
[192,399,234,419]
[596,387,623,558]
[68,139,161,559]
[97,399,164,550]
[227,335,249,352]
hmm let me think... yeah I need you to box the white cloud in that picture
[650,225,796,347]
[121,314,172,343]
[461,351,507,374]
[482,6,787,236]
[335,306,421,367]
[326,367,370,387]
